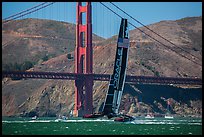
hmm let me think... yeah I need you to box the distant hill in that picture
[96,16,202,78]
[2,16,202,117]
[2,18,104,66]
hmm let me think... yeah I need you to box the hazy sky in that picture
[2,2,202,38]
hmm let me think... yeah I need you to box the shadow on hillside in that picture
[124,83,202,104]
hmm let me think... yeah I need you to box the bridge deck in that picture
[2,71,202,85]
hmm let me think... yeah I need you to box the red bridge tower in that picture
[74,2,93,117]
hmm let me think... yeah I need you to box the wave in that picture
[2,118,202,125]
[128,119,202,125]
[2,119,114,123]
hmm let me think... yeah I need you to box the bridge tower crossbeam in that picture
[74,2,93,117]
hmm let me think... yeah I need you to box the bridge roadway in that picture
[2,71,202,85]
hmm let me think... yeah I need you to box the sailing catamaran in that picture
[83,18,135,122]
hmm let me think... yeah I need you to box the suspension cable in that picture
[110,2,201,61]
[3,2,55,24]
[3,2,48,20]
[100,2,201,67]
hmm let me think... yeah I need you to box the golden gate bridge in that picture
[2,2,202,117]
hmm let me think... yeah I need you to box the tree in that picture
[42,55,49,61]
[155,71,160,77]
[21,61,34,71]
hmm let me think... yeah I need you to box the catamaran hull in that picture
[83,113,104,118]
[114,114,135,122]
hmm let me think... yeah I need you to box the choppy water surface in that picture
[2,117,202,135]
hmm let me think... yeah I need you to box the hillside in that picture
[2,16,202,117]
[2,18,104,66]
[97,16,202,78]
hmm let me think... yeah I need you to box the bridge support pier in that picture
[74,2,93,117]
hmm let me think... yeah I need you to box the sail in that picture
[102,18,130,116]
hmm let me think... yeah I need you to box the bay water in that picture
[2,116,202,135]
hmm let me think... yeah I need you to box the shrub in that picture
[155,71,160,77]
